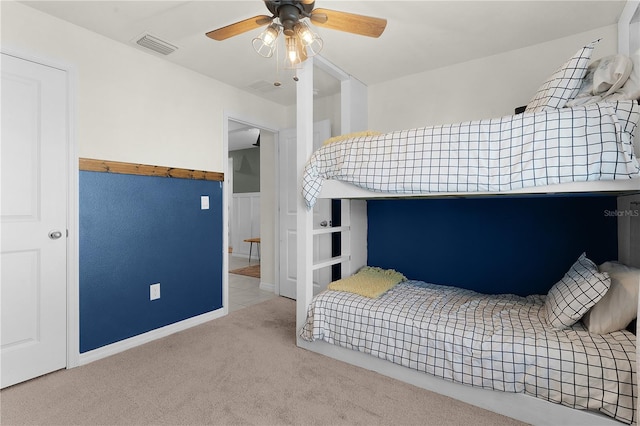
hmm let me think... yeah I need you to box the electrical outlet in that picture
[150,283,161,301]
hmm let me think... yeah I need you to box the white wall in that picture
[368,25,619,132]
[284,91,341,137]
[313,92,342,137]
[231,193,261,258]
[1,1,287,172]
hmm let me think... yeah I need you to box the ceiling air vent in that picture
[135,33,178,55]
[248,80,279,93]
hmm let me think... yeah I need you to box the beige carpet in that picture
[229,264,260,278]
[0,297,526,426]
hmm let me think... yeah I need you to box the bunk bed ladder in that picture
[311,199,367,281]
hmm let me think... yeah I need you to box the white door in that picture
[278,120,331,299]
[1,53,68,388]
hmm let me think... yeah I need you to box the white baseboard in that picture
[259,281,275,292]
[77,308,226,366]
[230,253,250,260]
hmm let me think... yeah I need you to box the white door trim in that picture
[1,47,79,368]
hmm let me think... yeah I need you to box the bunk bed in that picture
[300,259,638,424]
[295,3,640,425]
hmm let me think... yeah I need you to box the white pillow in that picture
[582,261,640,334]
[593,54,632,96]
[526,39,600,113]
[566,53,633,107]
[545,253,611,330]
[603,48,640,102]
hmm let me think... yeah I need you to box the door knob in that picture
[320,220,331,227]
[48,230,63,240]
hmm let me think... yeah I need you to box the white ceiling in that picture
[21,0,626,107]
[228,120,260,151]
[18,1,627,149]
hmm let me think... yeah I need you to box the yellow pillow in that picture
[328,266,406,298]
[322,131,382,146]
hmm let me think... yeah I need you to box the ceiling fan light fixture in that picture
[294,21,323,57]
[284,34,302,68]
[207,1,387,69]
[252,23,281,57]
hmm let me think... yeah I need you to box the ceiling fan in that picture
[206,1,387,67]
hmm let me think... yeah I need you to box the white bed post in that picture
[340,76,369,277]
[296,58,315,332]
[295,57,371,330]
[340,199,367,277]
[618,0,640,56]
[618,193,640,425]
[618,2,640,420]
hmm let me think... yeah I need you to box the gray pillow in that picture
[582,261,640,334]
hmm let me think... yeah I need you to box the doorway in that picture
[226,118,277,312]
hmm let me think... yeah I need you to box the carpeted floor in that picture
[0,297,526,426]
[229,263,260,278]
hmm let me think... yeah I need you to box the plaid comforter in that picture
[300,281,637,423]
[302,101,640,208]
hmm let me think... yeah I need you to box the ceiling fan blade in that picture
[310,8,387,38]
[206,15,273,41]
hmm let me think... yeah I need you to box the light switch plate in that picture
[201,195,210,210]
[150,283,161,301]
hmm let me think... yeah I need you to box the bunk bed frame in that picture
[295,2,640,424]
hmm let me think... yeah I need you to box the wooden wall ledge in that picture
[79,158,224,182]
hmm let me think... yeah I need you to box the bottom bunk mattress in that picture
[300,281,636,424]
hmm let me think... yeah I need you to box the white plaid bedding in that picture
[300,281,637,423]
[302,101,640,208]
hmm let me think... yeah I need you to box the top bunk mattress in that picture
[302,101,640,208]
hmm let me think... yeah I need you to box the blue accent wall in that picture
[79,171,223,353]
[367,196,618,296]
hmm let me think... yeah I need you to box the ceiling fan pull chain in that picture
[273,36,282,87]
